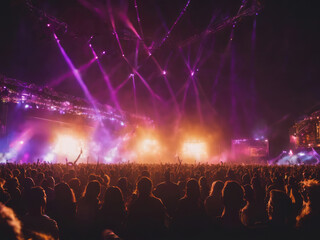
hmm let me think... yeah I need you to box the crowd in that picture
[0,161,320,240]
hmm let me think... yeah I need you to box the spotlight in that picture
[138,138,161,155]
[182,140,208,162]
[162,70,167,75]
[54,135,85,157]
[47,23,51,27]
[191,71,195,76]
[24,104,29,109]
[20,141,24,145]
[89,44,92,47]
[102,51,106,55]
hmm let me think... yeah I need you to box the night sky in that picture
[1,0,320,156]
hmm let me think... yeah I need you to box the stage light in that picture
[89,44,92,47]
[47,23,51,27]
[162,70,167,75]
[138,138,161,155]
[191,71,194,76]
[102,51,106,55]
[120,121,125,126]
[20,141,24,145]
[24,104,29,109]
[54,135,85,158]
[182,140,208,162]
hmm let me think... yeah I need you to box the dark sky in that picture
[1,0,320,155]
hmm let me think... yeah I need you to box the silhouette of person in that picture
[153,170,180,217]
[98,186,127,238]
[127,177,167,240]
[172,178,208,239]
[205,180,224,219]
[21,186,59,239]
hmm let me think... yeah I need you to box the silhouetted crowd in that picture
[1,162,320,240]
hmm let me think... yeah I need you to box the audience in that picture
[0,161,320,239]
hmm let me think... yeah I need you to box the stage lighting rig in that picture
[179,0,264,48]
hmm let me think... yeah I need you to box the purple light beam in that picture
[90,46,122,112]
[53,33,100,114]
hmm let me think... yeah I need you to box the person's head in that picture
[222,181,245,211]
[199,176,208,188]
[209,180,224,197]
[12,169,20,178]
[242,173,251,185]
[6,177,19,191]
[84,180,101,200]
[69,178,80,193]
[46,176,55,189]
[117,177,128,191]
[267,189,292,224]
[0,203,23,240]
[23,177,35,191]
[54,182,75,204]
[186,178,200,200]
[88,174,97,182]
[36,172,45,185]
[141,170,150,178]
[137,177,152,197]
[26,187,47,214]
[103,186,125,210]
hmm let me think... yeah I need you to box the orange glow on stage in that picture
[181,140,208,163]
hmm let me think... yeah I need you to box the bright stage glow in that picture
[182,141,208,162]
[138,138,161,155]
[44,152,55,163]
[53,135,85,158]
